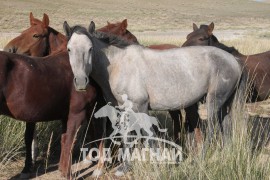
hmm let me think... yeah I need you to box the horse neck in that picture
[91,39,121,105]
[211,38,244,58]
[48,27,67,55]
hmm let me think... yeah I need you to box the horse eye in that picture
[33,34,40,38]
[67,48,70,52]
[89,47,93,52]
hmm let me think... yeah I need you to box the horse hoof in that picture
[20,172,31,179]
[92,168,103,177]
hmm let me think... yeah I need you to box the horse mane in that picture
[68,25,135,49]
[211,34,239,55]
[93,31,138,48]
[66,25,89,40]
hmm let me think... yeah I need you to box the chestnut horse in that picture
[183,22,270,101]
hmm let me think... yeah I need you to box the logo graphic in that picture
[81,94,182,164]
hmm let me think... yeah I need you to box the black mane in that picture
[211,34,239,54]
[66,25,90,41]
[93,31,138,48]
[68,25,136,49]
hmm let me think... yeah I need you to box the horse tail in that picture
[221,57,249,139]
[150,117,167,133]
[235,57,249,105]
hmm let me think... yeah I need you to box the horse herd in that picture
[1,12,270,178]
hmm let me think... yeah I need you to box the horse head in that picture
[182,22,215,47]
[4,12,67,56]
[97,19,139,44]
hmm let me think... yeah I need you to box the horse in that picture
[63,21,247,176]
[182,22,270,102]
[97,19,202,148]
[0,49,106,178]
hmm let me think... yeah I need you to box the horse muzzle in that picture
[3,45,17,53]
[73,76,89,91]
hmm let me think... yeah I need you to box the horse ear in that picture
[208,22,214,35]
[42,13,49,27]
[107,21,111,25]
[63,21,71,37]
[121,19,127,33]
[193,23,198,31]
[30,12,35,26]
[88,21,96,35]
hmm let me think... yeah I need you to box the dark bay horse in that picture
[183,22,270,101]
[2,13,106,178]
[0,51,102,178]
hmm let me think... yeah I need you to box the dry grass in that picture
[0,0,270,33]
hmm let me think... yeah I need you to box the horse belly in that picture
[4,82,69,121]
[5,97,68,121]
[147,77,209,110]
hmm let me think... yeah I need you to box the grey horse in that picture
[63,21,247,176]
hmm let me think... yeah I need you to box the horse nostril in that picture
[85,77,89,85]
[9,47,16,53]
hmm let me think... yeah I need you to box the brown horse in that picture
[0,50,103,179]
[183,22,270,101]
[2,13,107,178]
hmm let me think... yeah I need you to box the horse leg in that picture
[115,103,148,177]
[185,104,203,152]
[217,105,229,146]
[20,122,35,179]
[169,110,182,145]
[59,119,67,172]
[60,111,85,178]
[88,94,106,151]
[31,127,38,165]
[92,115,108,178]
[206,92,228,146]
